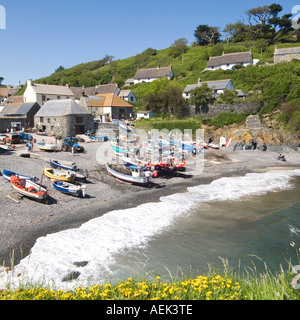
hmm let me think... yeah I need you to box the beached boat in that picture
[61,168,88,181]
[119,122,134,133]
[111,141,129,156]
[106,163,152,186]
[50,159,77,171]
[51,179,87,197]
[10,175,47,202]
[37,143,58,151]
[208,143,220,150]
[3,169,38,182]
[43,168,74,182]
[0,145,15,152]
[92,135,108,142]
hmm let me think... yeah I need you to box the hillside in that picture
[30,41,300,133]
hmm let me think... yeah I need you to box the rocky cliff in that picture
[209,115,299,152]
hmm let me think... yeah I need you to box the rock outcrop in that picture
[210,115,299,152]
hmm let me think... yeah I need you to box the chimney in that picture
[27,79,32,87]
[275,45,278,50]
[65,84,70,88]
[157,65,160,69]
[222,51,225,55]
[198,77,202,84]
[81,86,85,97]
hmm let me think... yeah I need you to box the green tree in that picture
[55,66,65,72]
[142,85,186,116]
[189,84,215,114]
[169,38,188,58]
[194,25,221,46]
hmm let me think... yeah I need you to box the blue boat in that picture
[51,179,87,197]
[2,169,38,182]
[92,135,108,142]
[50,159,77,171]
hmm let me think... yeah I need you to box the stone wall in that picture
[34,114,94,137]
[185,102,259,118]
[0,116,27,133]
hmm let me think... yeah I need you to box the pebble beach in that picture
[1,133,300,270]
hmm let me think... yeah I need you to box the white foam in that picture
[1,169,300,290]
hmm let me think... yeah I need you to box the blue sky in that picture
[0,0,298,85]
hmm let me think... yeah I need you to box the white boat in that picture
[10,175,48,202]
[208,143,220,150]
[37,143,58,151]
[106,163,152,186]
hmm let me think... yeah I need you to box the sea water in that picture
[1,169,300,290]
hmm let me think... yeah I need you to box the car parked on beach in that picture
[4,133,21,144]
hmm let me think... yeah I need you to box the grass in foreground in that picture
[1,270,300,300]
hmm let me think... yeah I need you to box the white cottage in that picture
[183,79,235,100]
[24,80,74,106]
[133,65,174,84]
[206,51,256,71]
[118,90,137,104]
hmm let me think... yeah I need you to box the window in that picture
[57,96,61,100]
[42,95,46,102]
[40,117,44,123]
[47,118,51,123]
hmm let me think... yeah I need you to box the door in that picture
[75,125,85,134]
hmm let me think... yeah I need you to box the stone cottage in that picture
[274,46,300,63]
[0,102,40,132]
[34,99,94,137]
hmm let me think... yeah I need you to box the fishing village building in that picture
[118,90,137,104]
[206,50,256,71]
[24,80,75,106]
[34,99,93,137]
[183,78,235,100]
[274,46,300,63]
[0,102,40,132]
[95,93,134,121]
[70,84,120,101]
[133,65,174,84]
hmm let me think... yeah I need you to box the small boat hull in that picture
[43,168,74,182]
[51,179,86,197]
[106,163,152,186]
[37,143,58,151]
[10,176,47,201]
[50,159,77,171]
[3,169,38,182]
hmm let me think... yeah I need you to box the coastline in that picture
[1,137,300,269]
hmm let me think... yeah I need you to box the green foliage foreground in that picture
[1,261,300,300]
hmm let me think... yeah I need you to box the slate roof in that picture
[70,84,119,100]
[16,102,40,115]
[134,66,173,80]
[119,90,133,98]
[0,86,21,97]
[207,51,253,67]
[30,83,74,96]
[35,99,89,117]
[274,46,300,55]
[184,79,233,92]
[0,102,40,116]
